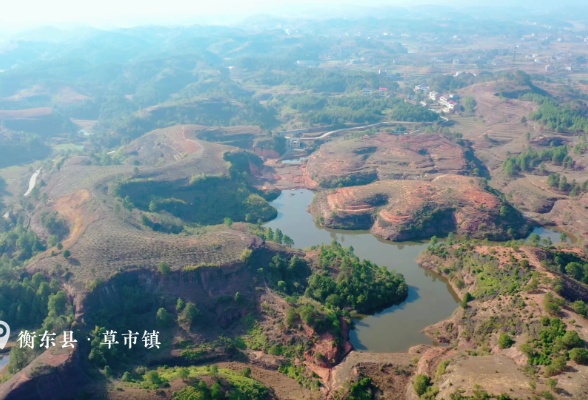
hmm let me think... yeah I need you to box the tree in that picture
[413,374,430,396]
[463,96,477,113]
[48,291,67,316]
[176,298,186,312]
[546,378,557,392]
[209,364,219,377]
[560,232,568,242]
[562,330,582,349]
[461,292,474,308]
[528,233,540,246]
[240,367,252,378]
[558,175,568,192]
[565,262,584,280]
[156,307,173,327]
[274,228,283,244]
[283,235,294,247]
[104,365,113,378]
[569,348,588,365]
[181,303,201,325]
[266,227,274,241]
[224,217,233,228]
[430,235,438,246]
[234,292,242,303]
[158,262,171,275]
[63,249,71,258]
[498,333,514,349]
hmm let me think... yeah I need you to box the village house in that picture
[428,91,440,101]
[362,88,373,96]
[414,84,429,93]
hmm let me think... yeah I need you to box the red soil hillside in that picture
[306,132,468,187]
[310,175,530,241]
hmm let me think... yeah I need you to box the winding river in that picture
[265,189,563,353]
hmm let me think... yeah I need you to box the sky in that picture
[0,0,578,32]
[2,0,348,30]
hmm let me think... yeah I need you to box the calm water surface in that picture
[265,189,459,352]
[265,189,563,353]
[0,354,9,370]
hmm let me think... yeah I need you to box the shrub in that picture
[540,391,555,400]
[498,333,514,349]
[569,348,588,365]
[240,248,253,263]
[180,303,201,325]
[176,298,185,312]
[156,308,174,328]
[562,331,582,349]
[178,367,190,380]
[145,370,161,385]
[413,374,430,396]
[461,292,474,308]
[158,262,171,274]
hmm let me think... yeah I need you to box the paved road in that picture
[24,169,41,197]
[294,120,431,141]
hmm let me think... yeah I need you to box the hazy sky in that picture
[0,0,473,30]
[1,0,353,29]
[0,0,573,32]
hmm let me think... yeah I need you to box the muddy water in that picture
[265,189,563,353]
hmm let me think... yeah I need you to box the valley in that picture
[1,7,588,400]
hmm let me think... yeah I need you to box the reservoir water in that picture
[265,189,563,353]
[0,354,9,370]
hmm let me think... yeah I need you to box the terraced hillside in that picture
[24,134,275,305]
[310,175,530,241]
[306,132,468,188]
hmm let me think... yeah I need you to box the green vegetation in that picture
[258,254,310,295]
[539,248,588,285]
[413,374,432,396]
[463,97,477,113]
[302,96,438,125]
[520,317,584,376]
[498,333,514,349]
[546,173,588,196]
[256,68,399,94]
[426,242,533,299]
[0,132,51,168]
[115,151,277,227]
[335,378,375,400]
[502,145,570,177]
[524,94,588,133]
[306,242,408,313]
[118,365,269,399]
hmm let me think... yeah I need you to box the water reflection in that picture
[265,189,459,352]
[264,189,568,352]
[0,354,10,370]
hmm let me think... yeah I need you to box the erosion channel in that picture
[264,188,562,353]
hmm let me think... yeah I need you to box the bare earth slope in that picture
[306,132,468,188]
[310,175,530,241]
